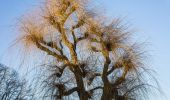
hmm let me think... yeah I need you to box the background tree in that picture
[0,64,34,100]
[17,0,158,100]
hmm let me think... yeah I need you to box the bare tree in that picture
[17,0,158,100]
[0,64,34,100]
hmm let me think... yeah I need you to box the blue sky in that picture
[0,0,170,100]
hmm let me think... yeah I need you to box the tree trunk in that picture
[74,66,88,100]
[101,82,113,100]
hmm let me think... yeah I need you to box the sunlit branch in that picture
[35,41,68,62]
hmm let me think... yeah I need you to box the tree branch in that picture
[107,66,115,75]
[89,86,103,93]
[35,41,68,62]
[76,32,89,43]
[87,73,101,85]
[63,87,78,96]
[112,70,128,87]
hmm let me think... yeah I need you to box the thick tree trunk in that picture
[101,82,113,100]
[101,54,113,100]
[74,66,88,100]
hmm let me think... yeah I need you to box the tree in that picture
[0,64,34,100]
[17,0,158,100]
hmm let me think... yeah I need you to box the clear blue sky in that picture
[0,0,169,100]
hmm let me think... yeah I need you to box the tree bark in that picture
[74,66,88,100]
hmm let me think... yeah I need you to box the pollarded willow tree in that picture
[17,0,157,100]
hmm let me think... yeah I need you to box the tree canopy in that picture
[17,0,158,100]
